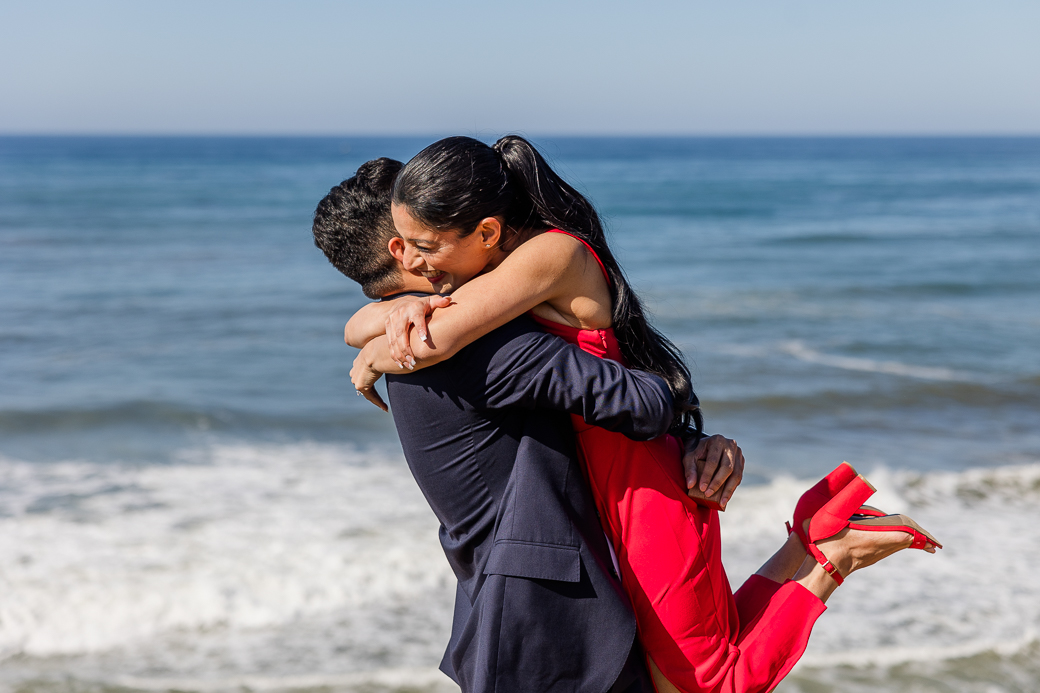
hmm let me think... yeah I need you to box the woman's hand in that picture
[385,295,453,367]
[350,342,388,412]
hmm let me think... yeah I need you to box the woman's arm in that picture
[345,295,455,349]
[350,233,609,399]
[398,232,611,364]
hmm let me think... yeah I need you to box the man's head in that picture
[313,158,406,299]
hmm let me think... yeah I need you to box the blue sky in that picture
[2,0,1038,135]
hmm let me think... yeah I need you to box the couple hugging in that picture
[312,136,941,693]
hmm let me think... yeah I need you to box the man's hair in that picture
[313,157,404,299]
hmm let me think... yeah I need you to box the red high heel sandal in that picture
[847,514,943,551]
[806,475,942,585]
[806,475,878,585]
[787,462,884,551]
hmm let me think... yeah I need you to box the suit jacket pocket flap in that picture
[484,540,581,582]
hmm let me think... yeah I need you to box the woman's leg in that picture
[647,525,921,693]
[574,427,825,693]
[575,424,924,693]
[732,533,806,628]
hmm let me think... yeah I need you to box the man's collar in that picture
[379,291,447,302]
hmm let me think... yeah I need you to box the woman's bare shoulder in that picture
[504,231,592,276]
[509,231,612,327]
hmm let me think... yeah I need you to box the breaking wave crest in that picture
[1,446,1038,690]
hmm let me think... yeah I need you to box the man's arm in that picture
[479,322,746,508]
[475,321,674,441]
[479,323,746,506]
[344,300,412,349]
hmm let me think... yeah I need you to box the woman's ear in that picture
[475,217,503,249]
[388,236,406,262]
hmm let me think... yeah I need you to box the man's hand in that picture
[350,341,389,412]
[683,434,744,511]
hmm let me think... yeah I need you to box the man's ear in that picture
[388,236,406,262]
[475,217,503,249]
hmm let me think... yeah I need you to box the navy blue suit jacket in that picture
[386,316,674,693]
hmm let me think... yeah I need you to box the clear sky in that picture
[2,0,1038,135]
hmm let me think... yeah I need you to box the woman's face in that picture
[391,203,496,294]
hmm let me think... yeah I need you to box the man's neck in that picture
[386,272,437,297]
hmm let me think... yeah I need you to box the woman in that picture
[348,135,940,693]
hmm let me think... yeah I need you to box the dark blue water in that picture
[0,137,429,461]
[1,136,1039,692]
[2,136,1038,473]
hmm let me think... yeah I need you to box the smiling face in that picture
[390,203,501,294]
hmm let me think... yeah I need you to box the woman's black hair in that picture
[392,135,702,438]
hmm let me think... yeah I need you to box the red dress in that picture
[531,230,826,693]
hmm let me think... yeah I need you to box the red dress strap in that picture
[544,229,611,285]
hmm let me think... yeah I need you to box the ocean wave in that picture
[0,402,332,435]
[765,232,881,246]
[720,461,1040,674]
[695,339,1040,417]
[0,443,453,664]
[0,402,402,464]
[706,380,1040,418]
[777,340,971,381]
[1,668,459,693]
[797,630,1040,669]
[2,446,1039,689]
[104,668,457,693]
[710,339,984,383]
[780,638,1040,693]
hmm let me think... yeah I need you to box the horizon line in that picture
[3,131,1040,139]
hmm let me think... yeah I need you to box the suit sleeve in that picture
[474,324,674,441]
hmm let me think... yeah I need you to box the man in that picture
[313,160,743,693]
[312,157,408,300]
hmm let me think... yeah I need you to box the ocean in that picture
[1,135,1038,692]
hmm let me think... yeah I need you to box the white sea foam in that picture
[718,461,1040,670]
[0,443,455,683]
[107,667,458,693]
[778,340,971,381]
[699,339,983,383]
[1,446,1039,690]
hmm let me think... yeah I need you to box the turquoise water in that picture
[1,136,1038,692]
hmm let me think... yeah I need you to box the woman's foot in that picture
[803,474,941,584]
[817,522,938,574]
[794,523,936,603]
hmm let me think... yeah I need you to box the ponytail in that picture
[394,135,702,438]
